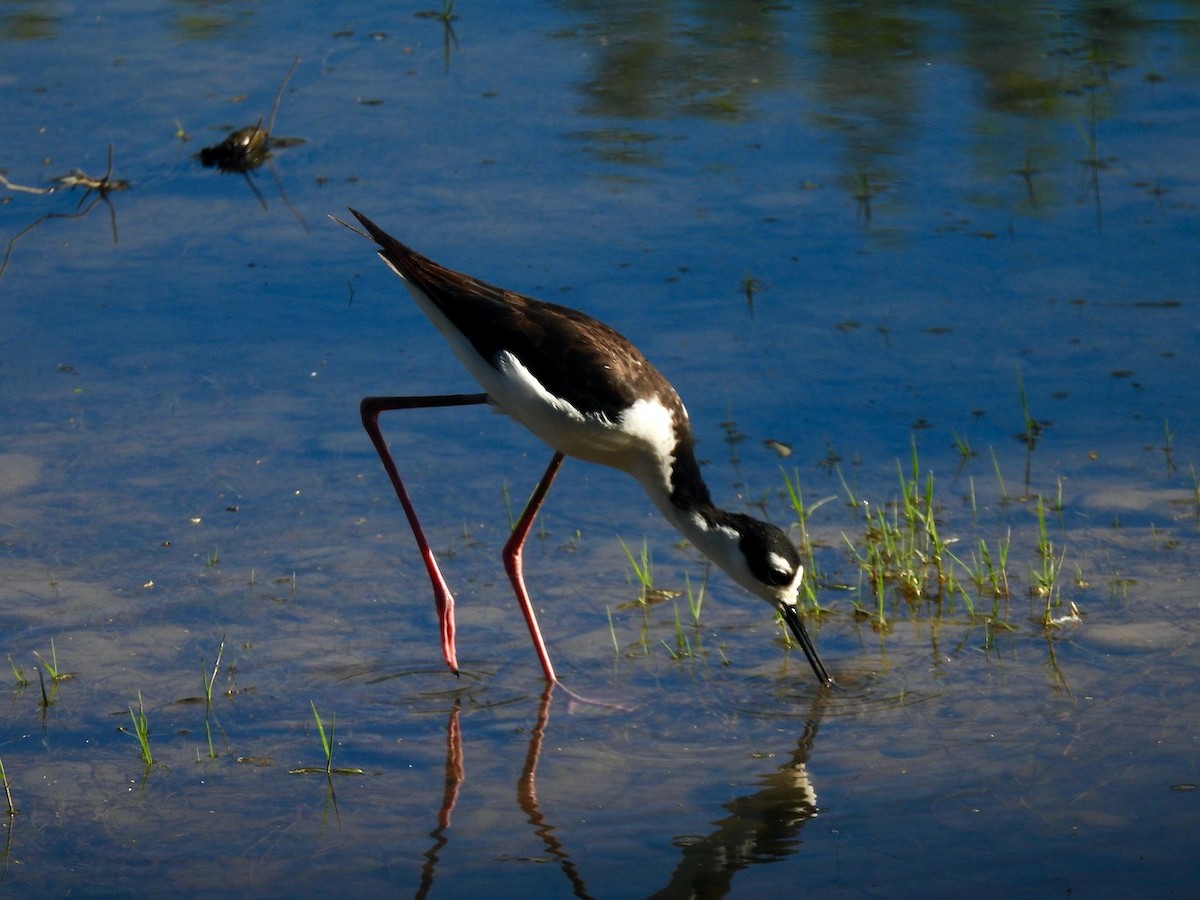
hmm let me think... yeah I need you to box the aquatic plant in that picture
[618,536,655,602]
[33,638,67,683]
[290,703,364,777]
[0,756,15,816]
[200,636,225,760]
[126,692,153,766]
[7,658,29,689]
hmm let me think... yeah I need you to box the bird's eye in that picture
[767,566,794,587]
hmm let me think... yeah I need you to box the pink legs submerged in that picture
[360,394,565,683]
[500,450,564,683]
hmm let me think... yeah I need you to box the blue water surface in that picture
[2,2,1198,897]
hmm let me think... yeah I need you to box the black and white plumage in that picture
[350,209,832,687]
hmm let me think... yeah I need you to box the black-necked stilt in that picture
[349,210,832,688]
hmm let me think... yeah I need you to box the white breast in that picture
[490,351,678,481]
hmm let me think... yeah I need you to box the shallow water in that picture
[2,2,1199,896]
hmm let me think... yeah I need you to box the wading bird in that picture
[349,210,832,687]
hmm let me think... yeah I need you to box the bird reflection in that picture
[414,686,826,899]
[648,708,823,899]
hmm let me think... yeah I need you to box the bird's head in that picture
[724,513,805,606]
[723,513,832,686]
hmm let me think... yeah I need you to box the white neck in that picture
[635,471,756,597]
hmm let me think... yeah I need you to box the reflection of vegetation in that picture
[0,1,58,40]
[562,1,790,121]
[170,0,255,41]
[568,127,660,165]
[560,2,1194,221]
[809,4,923,194]
[415,0,460,71]
[740,272,761,315]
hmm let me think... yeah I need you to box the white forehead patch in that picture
[768,552,794,576]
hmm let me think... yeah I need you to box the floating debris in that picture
[199,56,300,175]
[0,145,129,283]
[197,56,307,229]
[763,438,793,458]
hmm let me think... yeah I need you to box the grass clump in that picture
[7,658,29,689]
[200,636,225,760]
[820,425,1083,643]
[126,692,154,766]
[33,638,74,683]
[290,702,363,776]
[0,756,15,816]
[618,536,655,601]
[839,439,975,629]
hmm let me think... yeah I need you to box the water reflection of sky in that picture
[2,2,1199,897]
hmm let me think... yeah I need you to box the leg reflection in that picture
[517,685,593,899]
[416,700,464,900]
[414,689,593,899]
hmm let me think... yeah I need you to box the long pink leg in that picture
[503,452,566,684]
[361,393,488,675]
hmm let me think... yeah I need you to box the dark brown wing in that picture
[351,209,682,425]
